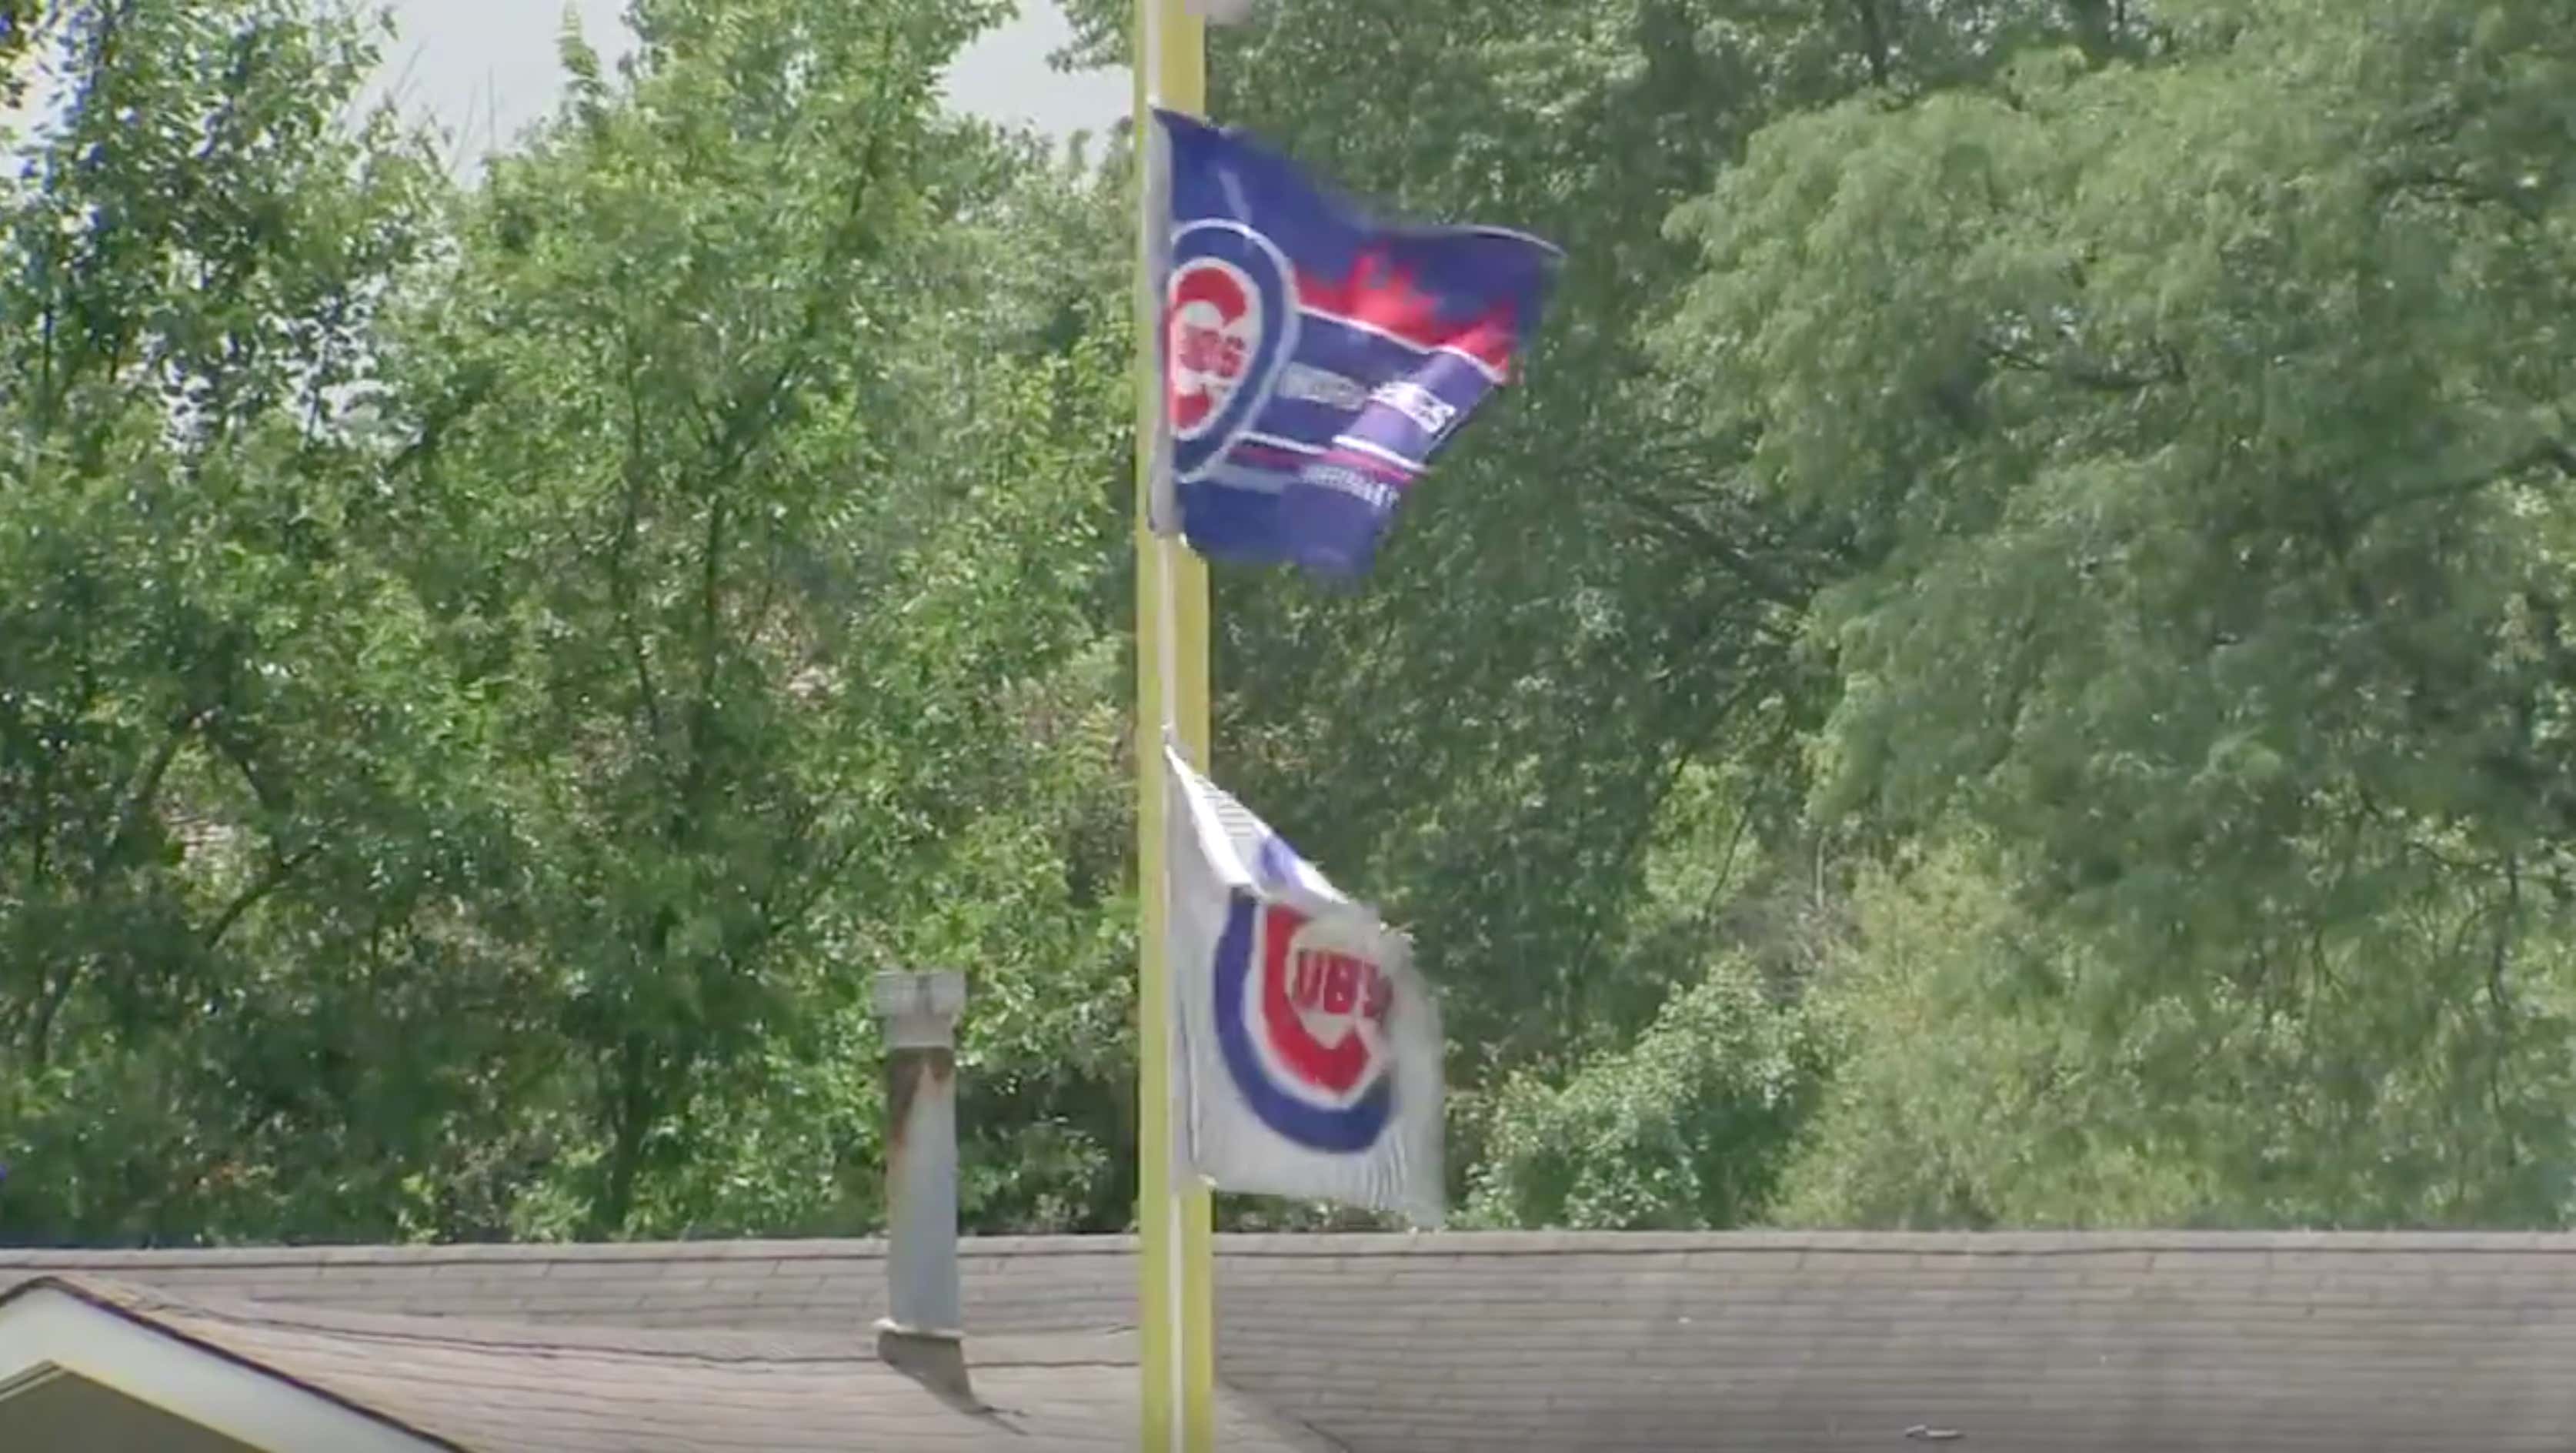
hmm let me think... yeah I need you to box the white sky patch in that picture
[372,0,1127,176]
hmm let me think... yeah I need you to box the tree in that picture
[0,0,521,1242]
[2,1,42,108]
[2,0,1146,1244]
[372,0,1140,1238]
[1465,950,1824,1230]
[32,0,2576,1248]
[1059,0,2157,1219]
[1663,0,2576,1224]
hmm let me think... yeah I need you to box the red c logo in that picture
[1258,904,1387,1097]
[1168,259,1260,439]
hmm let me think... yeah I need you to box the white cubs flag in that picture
[1163,740,1443,1226]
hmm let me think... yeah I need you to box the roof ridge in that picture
[1210,1229,2576,1256]
[10,1274,473,1453]
[12,1271,1151,1371]
[16,1229,2576,1278]
[0,1232,1145,1268]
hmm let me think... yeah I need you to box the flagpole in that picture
[1133,0,1216,1450]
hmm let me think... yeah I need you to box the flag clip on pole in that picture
[1134,2,1214,1453]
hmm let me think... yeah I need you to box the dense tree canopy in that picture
[5,0,2574,1244]
[1674,0,2576,1227]
[1,0,1137,1242]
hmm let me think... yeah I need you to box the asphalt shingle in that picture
[0,1236,1130,1334]
[16,1230,2576,1451]
[1212,1231,2576,1452]
[5,1274,1333,1453]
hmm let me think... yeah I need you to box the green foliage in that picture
[395,0,1118,1238]
[1781,840,2576,1228]
[0,0,1139,1244]
[0,0,41,107]
[0,0,493,1242]
[1196,0,1830,1077]
[1465,953,1824,1230]
[1161,0,2153,1225]
[12,0,2576,1248]
[1662,0,2576,1226]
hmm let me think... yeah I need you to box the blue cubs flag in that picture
[1151,108,1560,580]
[1163,738,1444,1224]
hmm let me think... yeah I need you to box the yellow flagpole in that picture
[1133,0,1215,1451]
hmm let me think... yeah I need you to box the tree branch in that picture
[680,493,728,821]
[25,950,85,1071]
[611,339,669,750]
[201,840,323,950]
[1981,335,2185,392]
[95,707,202,888]
[1850,0,1890,86]
[2349,437,2575,531]
[2373,165,2545,224]
[764,831,870,944]
[1608,486,1814,610]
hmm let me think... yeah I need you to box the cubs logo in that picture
[1167,259,1256,437]
[1167,220,1297,483]
[1210,891,1396,1154]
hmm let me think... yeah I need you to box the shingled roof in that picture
[11,1230,2576,1451]
[0,1267,1328,1453]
